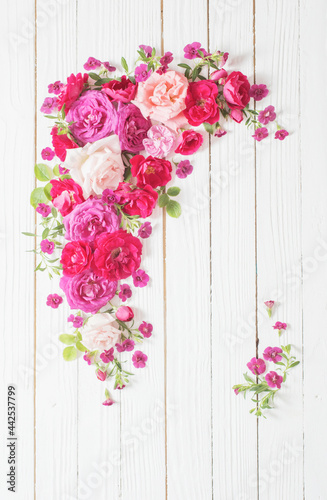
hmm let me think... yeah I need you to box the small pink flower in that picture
[234,388,240,395]
[139,321,153,338]
[139,45,153,57]
[103,61,116,72]
[41,147,55,161]
[275,129,289,141]
[160,52,173,66]
[40,239,54,255]
[48,81,64,95]
[46,294,63,309]
[258,105,276,125]
[264,300,275,318]
[252,127,268,142]
[123,339,135,352]
[100,347,115,363]
[273,322,287,336]
[83,57,101,71]
[183,42,202,60]
[40,97,58,113]
[116,306,134,322]
[138,222,152,239]
[97,369,107,382]
[135,64,151,83]
[36,203,51,217]
[102,188,118,205]
[67,314,84,328]
[176,160,193,179]
[59,165,70,175]
[263,346,283,363]
[115,342,125,353]
[214,127,227,138]
[115,384,126,390]
[83,352,93,365]
[249,84,269,101]
[132,350,148,368]
[103,398,115,406]
[118,284,132,302]
[132,269,149,288]
[247,357,266,375]
[265,371,283,389]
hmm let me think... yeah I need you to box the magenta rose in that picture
[60,270,117,314]
[64,197,120,243]
[66,90,117,146]
[114,182,158,218]
[60,241,93,277]
[115,103,151,153]
[184,80,220,126]
[102,76,138,103]
[92,229,143,281]
[223,71,250,110]
[50,178,85,216]
[51,126,78,161]
[175,130,204,155]
[58,72,89,112]
[130,155,172,189]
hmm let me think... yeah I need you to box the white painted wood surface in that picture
[1,0,326,498]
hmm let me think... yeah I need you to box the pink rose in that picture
[143,125,176,158]
[64,135,125,198]
[60,241,93,277]
[175,130,203,155]
[130,155,172,189]
[223,71,250,110]
[50,178,85,216]
[81,313,121,352]
[114,182,158,218]
[184,80,220,126]
[102,75,138,103]
[133,70,189,131]
[210,69,228,82]
[116,306,134,322]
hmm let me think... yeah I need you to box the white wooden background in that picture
[1,0,327,498]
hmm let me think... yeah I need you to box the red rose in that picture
[57,73,89,113]
[175,130,204,155]
[92,229,142,281]
[51,126,78,161]
[130,155,172,189]
[50,178,85,216]
[183,80,220,126]
[60,241,93,277]
[223,71,250,110]
[102,75,138,103]
[114,182,158,218]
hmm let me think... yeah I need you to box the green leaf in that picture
[77,331,82,340]
[30,187,48,208]
[22,232,37,237]
[124,166,132,182]
[203,122,215,134]
[42,228,49,240]
[88,72,100,81]
[167,186,181,197]
[290,361,300,368]
[44,183,52,201]
[59,334,76,345]
[51,207,58,218]
[166,200,182,218]
[178,63,192,70]
[63,346,77,361]
[121,57,129,73]
[243,373,255,384]
[158,193,170,208]
[34,163,54,182]
[76,341,86,352]
[53,164,60,177]
[192,66,202,81]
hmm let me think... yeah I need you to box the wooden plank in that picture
[0,1,35,498]
[209,1,258,498]
[76,2,165,499]
[163,1,212,498]
[255,1,303,498]
[35,2,79,498]
[301,0,327,497]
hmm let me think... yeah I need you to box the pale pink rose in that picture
[133,70,188,131]
[81,313,121,352]
[143,125,176,158]
[64,135,125,198]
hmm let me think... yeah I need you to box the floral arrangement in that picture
[26,43,288,406]
[233,301,300,417]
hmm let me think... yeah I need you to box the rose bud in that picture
[116,306,134,322]
[96,369,107,382]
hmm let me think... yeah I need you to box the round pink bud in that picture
[116,306,134,322]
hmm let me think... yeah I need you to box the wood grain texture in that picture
[210,2,258,499]
[2,0,327,498]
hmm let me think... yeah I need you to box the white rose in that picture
[82,313,121,352]
[64,135,125,198]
